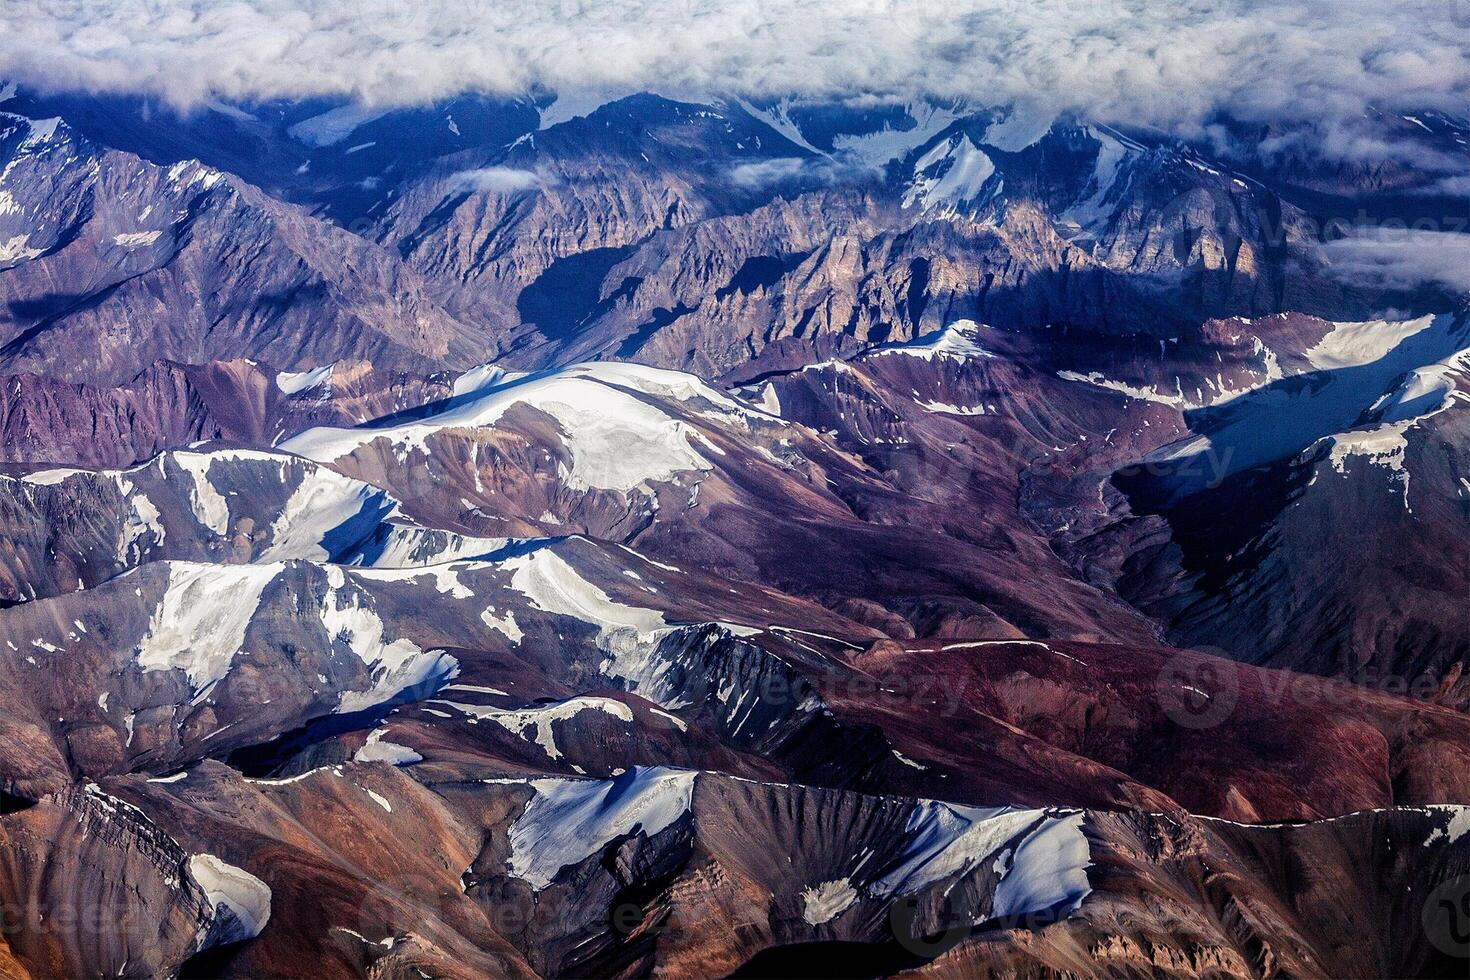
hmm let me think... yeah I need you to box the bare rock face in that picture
[0,783,241,978]
[0,115,490,387]
[0,361,271,468]
[376,96,814,334]
[0,357,460,469]
[352,103,1387,382]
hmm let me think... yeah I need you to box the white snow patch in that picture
[737,98,823,154]
[286,104,387,146]
[134,563,278,692]
[349,526,516,569]
[443,683,510,696]
[506,767,696,889]
[170,453,232,535]
[801,877,857,924]
[0,234,44,263]
[147,771,189,784]
[538,90,613,129]
[111,230,162,248]
[917,399,986,416]
[650,707,687,731]
[1424,806,1470,846]
[318,566,459,714]
[903,135,996,213]
[981,104,1056,151]
[1057,370,1190,407]
[281,363,740,492]
[19,467,85,485]
[19,117,62,147]
[870,802,1090,925]
[188,854,272,946]
[505,549,667,640]
[990,810,1092,921]
[347,563,476,600]
[354,727,423,766]
[751,382,783,417]
[259,467,395,562]
[1304,315,1437,370]
[276,364,334,396]
[430,695,633,760]
[452,363,522,397]
[1326,425,1410,479]
[480,606,523,643]
[1059,126,1138,230]
[1318,344,1470,502]
[871,319,993,362]
[829,100,964,166]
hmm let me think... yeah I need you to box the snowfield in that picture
[280,362,756,493]
[506,767,697,889]
[188,854,272,947]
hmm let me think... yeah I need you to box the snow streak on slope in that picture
[1056,371,1191,407]
[869,319,994,361]
[499,546,746,709]
[353,726,423,765]
[1142,312,1469,500]
[128,560,460,710]
[504,548,668,640]
[321,566,459,713]
[801,878,859,924]
[871,802,1091,922]
[903,136,996,213]
[134,562,279,692]
[431,695,634,760]
[11,448,408,567]
[275,363,334,397]
[829,101,966,166]
[343,526,518,569]
[501,768,1091,930]
[502,546,676,679]
[1319,344,1470,501]
[260,466,398,561]
[1059,126,1142,231]
[286,105,388,147]
[506,767,696,889]
[18,449,247,504]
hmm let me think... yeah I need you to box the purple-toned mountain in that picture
[0,89,1465,979]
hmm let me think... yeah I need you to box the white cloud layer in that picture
[0,0,1466,137]
[447,167,557,194]
[1319,228,1470,294]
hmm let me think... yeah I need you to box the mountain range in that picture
[0,83,1466,978]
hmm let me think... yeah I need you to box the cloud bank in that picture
[447,167,558,194]
[1,0,1467,139]
[1318,229,1470,295]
